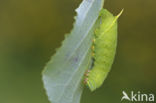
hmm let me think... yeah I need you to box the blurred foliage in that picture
[0,0,156,103]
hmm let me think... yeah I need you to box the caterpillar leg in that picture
[83,70,90,84]
[92,38,96,43]
[84,70,97,91]
[84,38,95,85]
[91,45,95,51]
[91,52,95,57]
[84,78,88,84]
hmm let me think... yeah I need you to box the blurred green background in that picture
[0,0,155,103]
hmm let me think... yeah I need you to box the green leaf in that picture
[42,0,104,103]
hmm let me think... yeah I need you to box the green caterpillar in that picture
[84,9,123,91]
